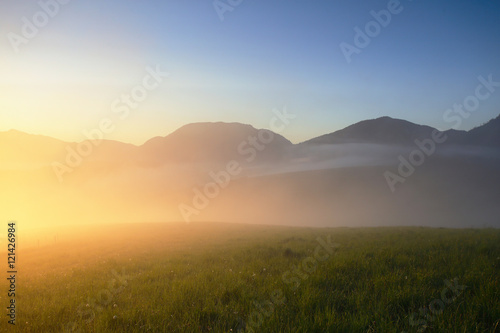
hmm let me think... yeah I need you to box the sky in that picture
[0,0,499,145]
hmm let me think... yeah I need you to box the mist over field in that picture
[2,1,500,331]
[1,116,500,234]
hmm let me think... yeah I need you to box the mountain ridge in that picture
[302,114,500,147]
[1,118,499,228]
[2,114,499,148]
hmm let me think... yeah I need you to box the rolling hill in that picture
[303,114,500,147]
[137,122,293,166]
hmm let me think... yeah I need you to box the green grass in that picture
[3,223,499,332]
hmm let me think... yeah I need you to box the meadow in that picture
[2,223,499,332]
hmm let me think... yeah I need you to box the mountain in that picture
[303,117,438,145]
[138,122,293,166]
[303,115,500,147]
[3,115,498,172]
[465,114,500,147]
[0,130,67,169]
[1,116,499,228]
[0,129,138,171]
[0,123,292,171]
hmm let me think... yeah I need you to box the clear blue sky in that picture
[1,0,499,144]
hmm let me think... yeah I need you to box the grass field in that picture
[2,223,499,332]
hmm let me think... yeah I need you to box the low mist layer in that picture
[1,118,499,229]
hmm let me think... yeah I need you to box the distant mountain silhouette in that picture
[303,117,438,145]
[0,129,137,171]
[465,114,500,147]
[138,122,293,166]
[1,115,498,171]
[0,130,67,169]
[1,115,499,228]
[304,114,500,147]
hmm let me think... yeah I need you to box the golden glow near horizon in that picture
[0,50,170,144]
[0,50,292,145]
